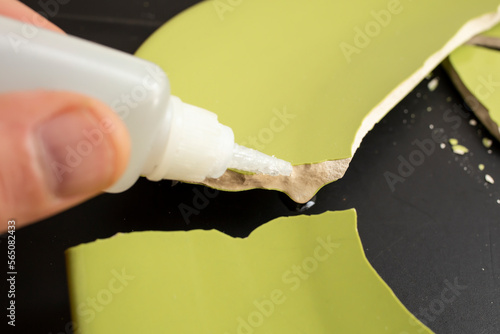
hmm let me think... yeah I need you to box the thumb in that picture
[0,91,131,229]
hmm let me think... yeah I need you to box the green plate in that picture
[66,210,432,333]
[135,0,500,202]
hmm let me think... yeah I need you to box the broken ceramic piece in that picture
[136,0,500,202]
[447,44,500,141]
[66,210,433,333]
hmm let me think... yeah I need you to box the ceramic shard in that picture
[446,44,500,141]
[202,159,351,203]
[136,0,500,202]
[66,210,433,333]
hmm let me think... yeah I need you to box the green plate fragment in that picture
[447,44,500,141]
[66,210,433,334]
[136,0,500,202]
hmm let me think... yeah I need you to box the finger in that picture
[0,91,131,229]
[0,0,63,33]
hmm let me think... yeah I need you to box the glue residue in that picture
[229,144,293,176]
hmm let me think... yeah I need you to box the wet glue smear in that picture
[229,144,293,176]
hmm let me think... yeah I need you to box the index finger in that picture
[0,0,63,33]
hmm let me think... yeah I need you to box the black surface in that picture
[1,1,499,333]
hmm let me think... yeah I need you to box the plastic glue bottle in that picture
[0,16,292,193]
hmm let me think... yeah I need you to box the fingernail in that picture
[35,108,117,197]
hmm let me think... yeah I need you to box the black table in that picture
[1,1,499,333]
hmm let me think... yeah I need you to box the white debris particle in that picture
[403,108,408,114]
[485,174,495,184]
[483,138,493,148]
[497,199,500,204]
[449,138,468,155]
[488,149,492,154]
[469,119,477,126]
[429,124,434,129]
[427,77,439,91]
[416,92,422,98]
[426,106,432,112]
[440,143,446,149]
[298,200,316,212]
[452,145,469,155]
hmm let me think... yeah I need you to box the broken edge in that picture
[443,59,500,141]
[196,158,352,204]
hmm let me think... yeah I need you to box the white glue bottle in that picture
[0,16,292,193]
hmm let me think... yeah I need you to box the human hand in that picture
[0,0,131,230]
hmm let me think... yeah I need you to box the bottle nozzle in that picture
[145,96,292,183]
[228,144,293,176]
